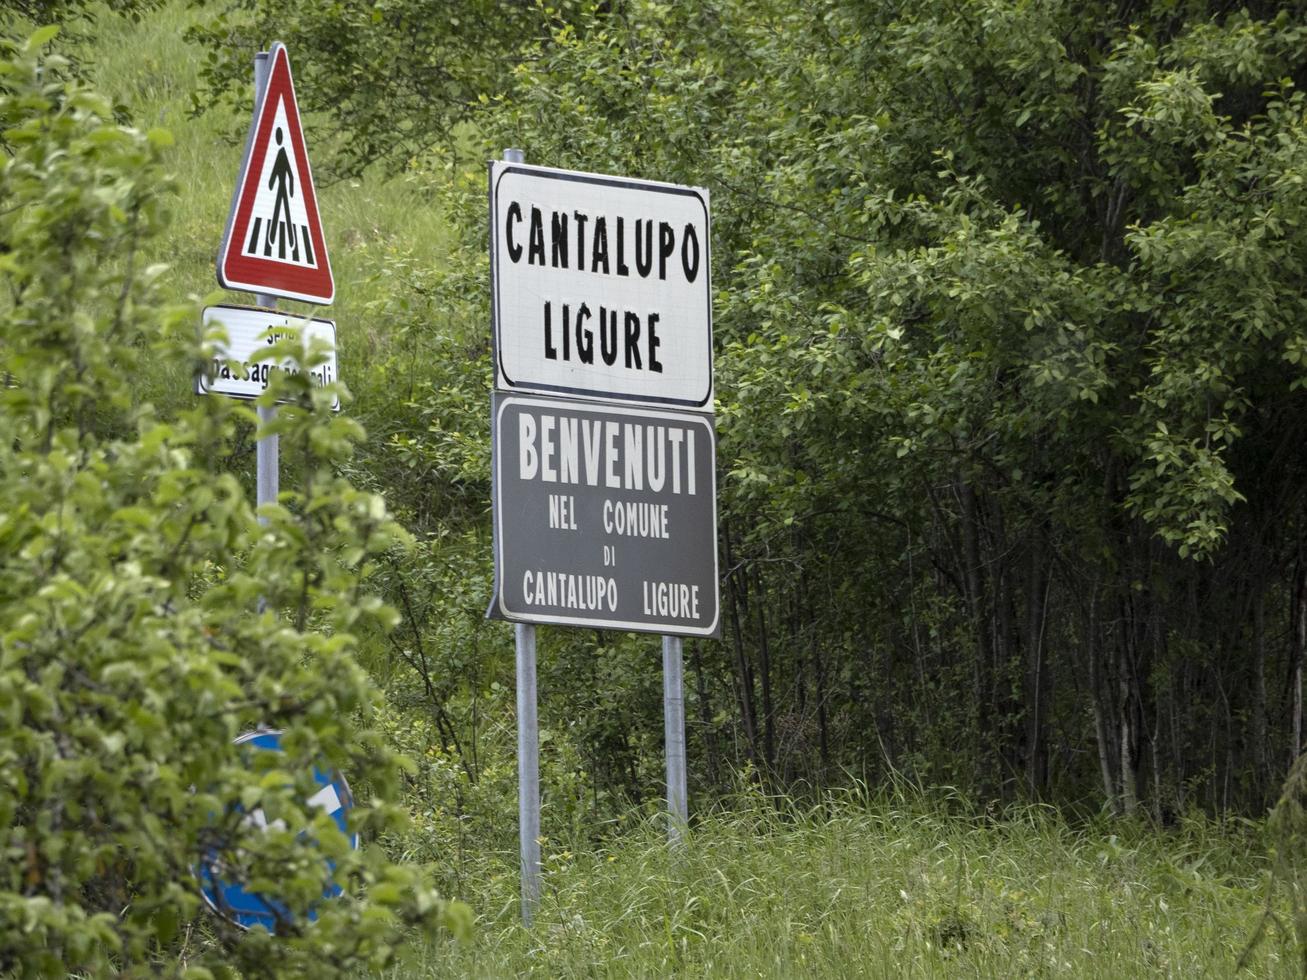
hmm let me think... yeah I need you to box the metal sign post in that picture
[490,149,715,921]
[503,148,542,927]
[253,53,279,536]
[256,367,278,527]
[663,635,687,843]
[198,48,353,934]
[515,621,540,924]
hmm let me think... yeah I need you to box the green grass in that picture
[393,789,1292,978]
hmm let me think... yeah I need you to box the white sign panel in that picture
[236,95,317,270]
[198,304,340,410]
[490,162,712,409]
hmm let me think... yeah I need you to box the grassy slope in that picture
[84,0,451,424]
[62,3,1299,977]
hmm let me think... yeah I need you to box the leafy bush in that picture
[0,28,465,977]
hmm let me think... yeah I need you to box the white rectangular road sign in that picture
[197,304,340,410]
[490,162,712,410]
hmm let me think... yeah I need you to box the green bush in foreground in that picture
[0,29,465,977]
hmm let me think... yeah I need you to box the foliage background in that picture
[8,0,1307,974]
[210,0,1307,827]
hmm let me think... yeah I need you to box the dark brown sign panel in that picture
[490,393,720,637]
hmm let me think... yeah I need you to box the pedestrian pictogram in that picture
[217,42,334,305]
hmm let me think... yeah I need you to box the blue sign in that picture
[198,729,358,932]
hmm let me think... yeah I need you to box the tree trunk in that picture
[723,525,760,769]
[814,636,831,776]
[1023,535,1050,798]
[1292,551,1306,767]
[958,478,994,790]
[1252,588,1268,806]
[1117,595,1142,818]
[1119,649,1138,817]
[1088,594,1119,814]
[691,640,721,793]
[754,568,776,772]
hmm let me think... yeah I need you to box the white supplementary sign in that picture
[490,162,712,410]
[197,304,340,410]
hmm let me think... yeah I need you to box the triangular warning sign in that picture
[217,43,334,305]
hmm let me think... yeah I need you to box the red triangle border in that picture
[217,43,334,305]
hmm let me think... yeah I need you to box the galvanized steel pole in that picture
[663,635,688,844]
[503,146,541,925]
[253,52,279,541]
[515,620,540,924]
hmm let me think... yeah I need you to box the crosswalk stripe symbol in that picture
[217,42,334,305]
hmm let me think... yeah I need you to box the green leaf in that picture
[26,25,60,51]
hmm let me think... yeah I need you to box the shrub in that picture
[0,28,465,977]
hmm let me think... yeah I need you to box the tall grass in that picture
[392,785,1289,977]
